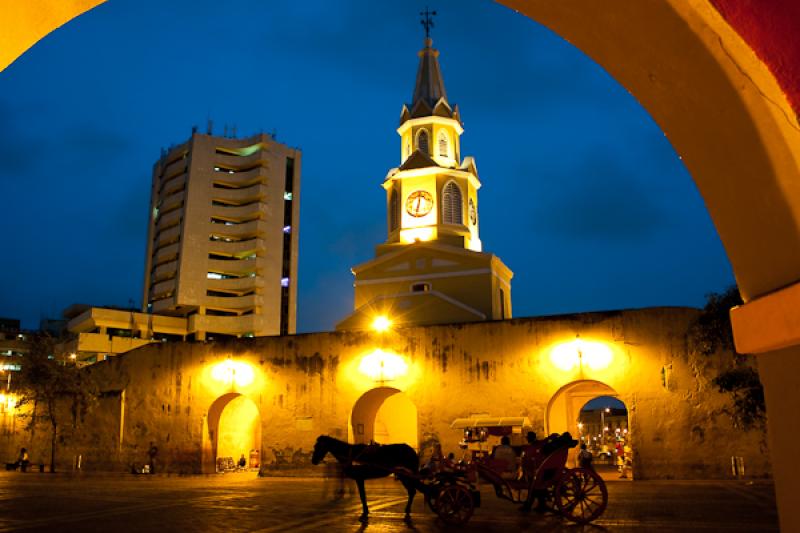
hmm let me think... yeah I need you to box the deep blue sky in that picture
[0,0,734,332]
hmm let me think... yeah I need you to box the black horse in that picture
[311,435,419,522]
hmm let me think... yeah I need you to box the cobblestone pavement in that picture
[0,472,777,532]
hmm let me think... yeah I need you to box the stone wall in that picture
[0,307,770,479]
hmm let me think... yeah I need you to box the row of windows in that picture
[411,129,452,158]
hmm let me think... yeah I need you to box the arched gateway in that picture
[350,387,418,449]
[547,380,633,476]
[203,393,261,473]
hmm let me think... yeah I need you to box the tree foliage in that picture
[690,286,766,431]
[712,366,766,431]
[15,333,98,472]
[689,286,743,358]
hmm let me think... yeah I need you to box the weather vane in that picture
[420,7,437,39]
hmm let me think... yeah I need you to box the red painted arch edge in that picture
[711,0,800,116]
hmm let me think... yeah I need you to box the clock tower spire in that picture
[337,29,513,331]
[379,33,481,254]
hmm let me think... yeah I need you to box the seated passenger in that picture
[493,436,517,476]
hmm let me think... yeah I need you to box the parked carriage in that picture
[423,431,608,525]
[312,420,608,526]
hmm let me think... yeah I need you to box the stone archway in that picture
[546,380,633,474]
[203,393,261,473]
[546,380,619,436]
[349,386,418,449]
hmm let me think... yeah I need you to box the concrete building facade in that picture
[142,132,301,340]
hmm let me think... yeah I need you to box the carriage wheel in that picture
[425,482,441,513]
[554,468,608,525]
[432,484,475,525]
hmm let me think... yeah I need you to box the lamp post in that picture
[601,407,610,445]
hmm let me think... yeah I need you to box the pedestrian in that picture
[578,443,593,469]
[147,442,158,475]
[238,454,247,469]
[17,448,29,473]
[620,442,632,479]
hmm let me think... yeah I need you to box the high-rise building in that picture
[142,132,300,340]
[337,36,513,330]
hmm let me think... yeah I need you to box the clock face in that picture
[469,198,477,225]
[406,190,434,217]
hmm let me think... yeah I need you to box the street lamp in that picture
[371,316,392,333]
[601,407,610,444]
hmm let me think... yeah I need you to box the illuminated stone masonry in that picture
[2,307,768,479]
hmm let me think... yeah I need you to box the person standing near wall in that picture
[17,448,29,472]
[147,442,158,475]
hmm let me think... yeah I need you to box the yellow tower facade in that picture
[337,37,513,330]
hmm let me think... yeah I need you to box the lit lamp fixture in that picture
[358,349,408,383]
[211,358,255,388]
[0,392,14,411]
[549,335,613,371]
[371,316,392,333]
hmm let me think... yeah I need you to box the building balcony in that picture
[214,150,266,169]
[151,297,177,314]
[212,183,267,205]
[207,219,266,240]
[159,172,186,197]
[212,166,267,189]
[153,242,179,265]
[208,238,262,258]
[207,257,257,276]
[160,190,185,214]
[203,293,260,311]
[155,210,181,233]
[150,278,176,300]
[155,226,181,249]
[207,276,263,295]
[211,204,262,222]
[151,260,178,283]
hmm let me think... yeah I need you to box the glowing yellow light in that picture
[400,227,435,244]
[550,342,580,371]
[549,338,613,371]
[0,393,14,410]
[372,316,392,332]
[358,349,408,382]
[211,359,255,387]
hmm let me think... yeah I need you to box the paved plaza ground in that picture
[0,471,778,532]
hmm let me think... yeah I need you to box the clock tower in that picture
[337,31,513,330]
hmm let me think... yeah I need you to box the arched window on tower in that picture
[438,131,449,157]
[417,129,429,155]
[442,181,463,225]
[389,188,399,231]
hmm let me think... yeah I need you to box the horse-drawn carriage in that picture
[312,420,608,526]
[423,422,608,525]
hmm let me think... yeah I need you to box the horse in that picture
[311,435,419,522]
